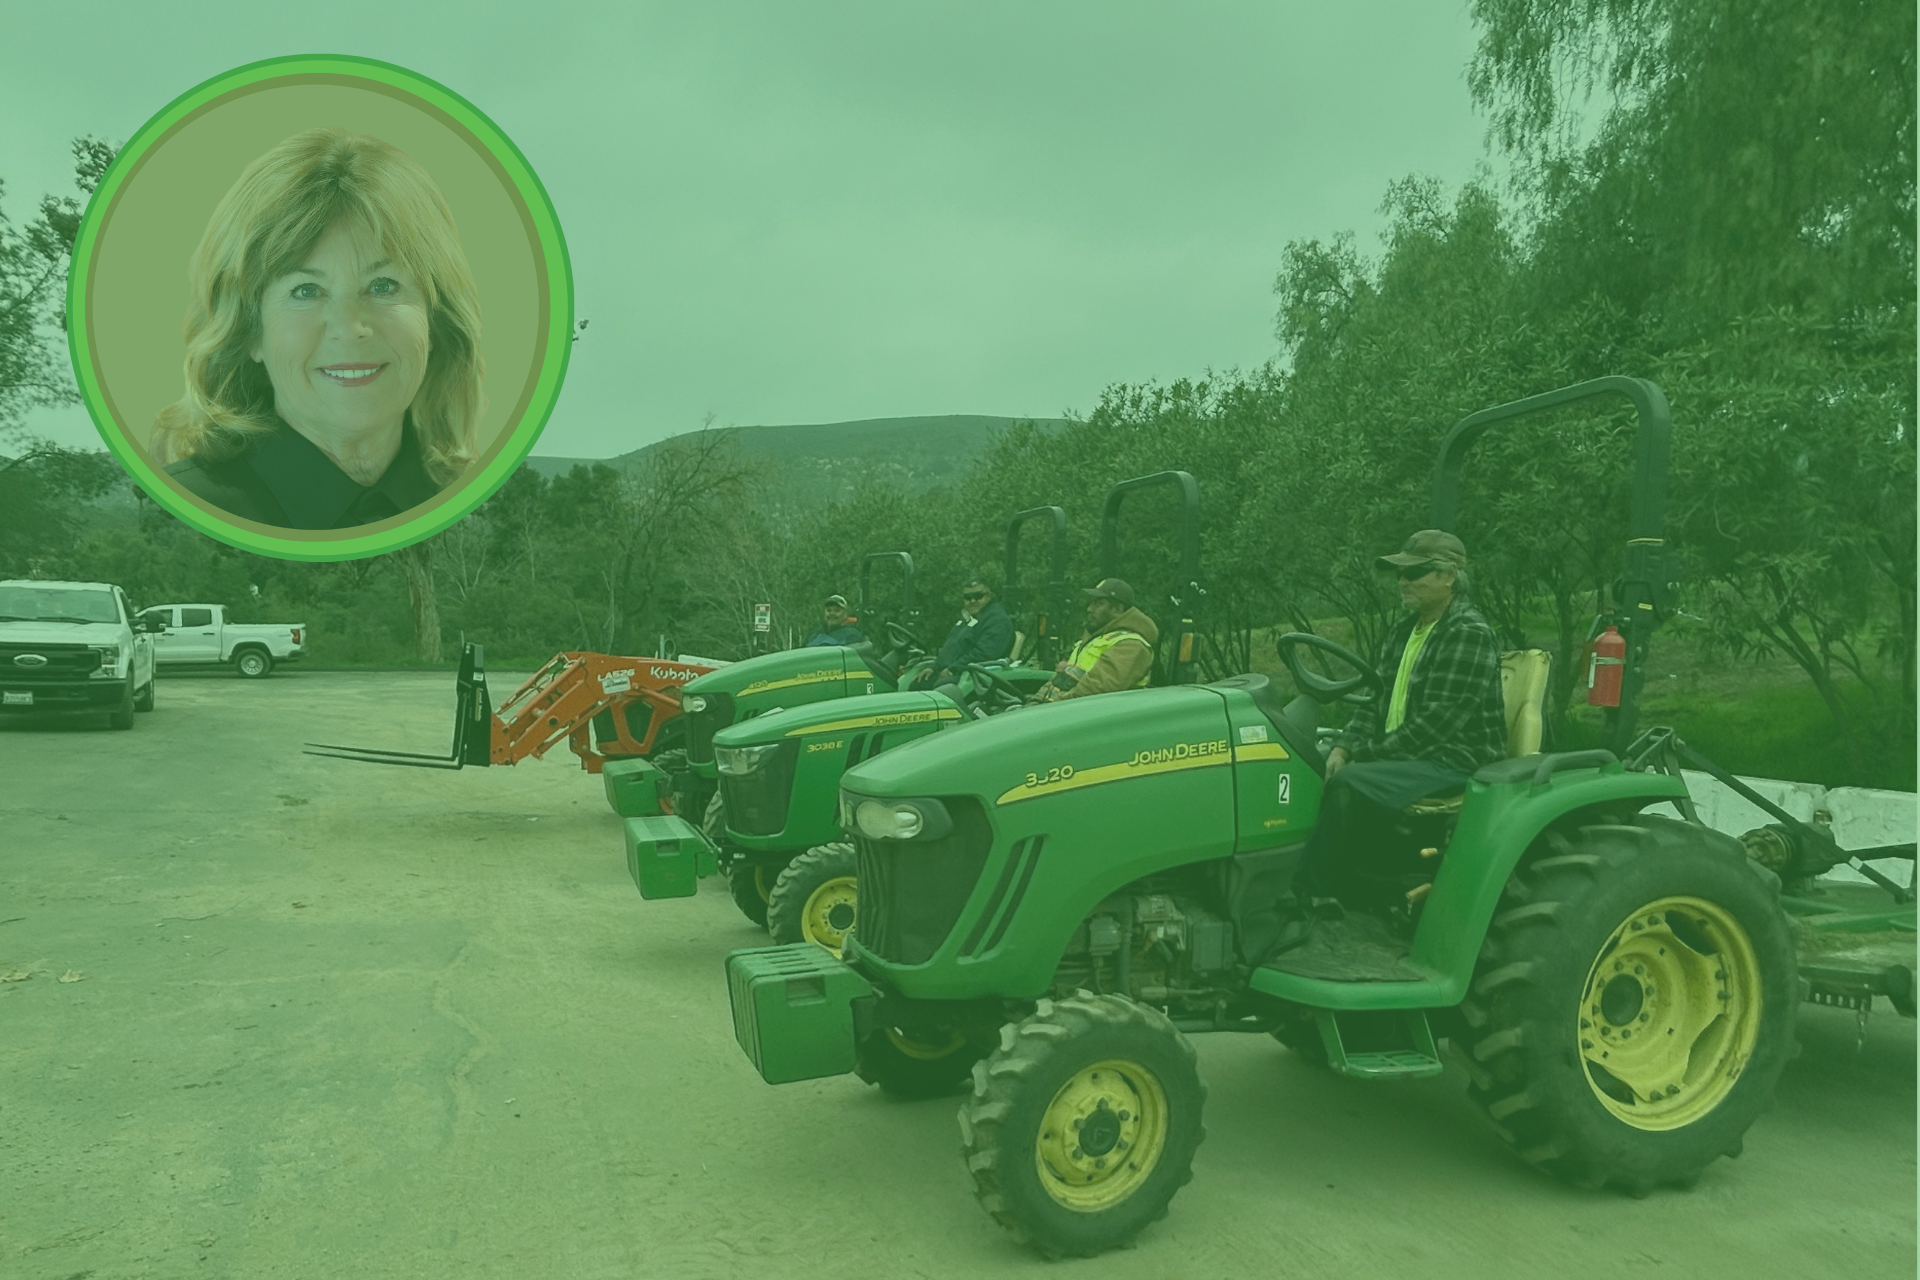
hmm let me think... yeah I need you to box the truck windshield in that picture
[0,585,121,624]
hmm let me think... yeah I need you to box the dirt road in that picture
[2,672,1912,1278]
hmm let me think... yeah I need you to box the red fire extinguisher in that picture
[1587,625,1626,707]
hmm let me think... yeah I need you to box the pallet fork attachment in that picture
[306,643,495,769]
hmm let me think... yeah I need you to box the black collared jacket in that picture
[163,417,440,530]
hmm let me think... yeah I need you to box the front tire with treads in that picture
[959,993,1204,1257]
[1453,815,1796,1196]
[767,842,858,948]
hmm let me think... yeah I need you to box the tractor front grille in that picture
[853,797,993,966]
[0,644,101,682]
[683,693,733,765]
[720,742,800,837]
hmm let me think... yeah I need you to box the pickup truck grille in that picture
[0,643,101,681]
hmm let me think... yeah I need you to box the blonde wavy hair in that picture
[151,128,485,487]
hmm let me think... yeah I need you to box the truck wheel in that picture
[235,648,273,678]
[767,843,858,949]
[1455,815,1797,1195]
[854,1024,987,1099]
[107,682,135,730]
[133,675,155,712]
[959,993,1205,1257]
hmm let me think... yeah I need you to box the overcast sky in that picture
[5,1,1494,459]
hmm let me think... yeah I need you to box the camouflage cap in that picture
[1376,529,1467,572]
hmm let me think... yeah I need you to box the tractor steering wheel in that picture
[884,620,927,655]
[963,664,1029,714]
[1276,632,1385,707]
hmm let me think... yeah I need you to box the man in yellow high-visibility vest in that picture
[1029,578,1159,703]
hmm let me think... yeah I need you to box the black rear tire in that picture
[767,842,859,949]
[1453,815,1796,1195]
[235,648,272,678]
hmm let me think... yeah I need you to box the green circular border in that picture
[67,54,573,562]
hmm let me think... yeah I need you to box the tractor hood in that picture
[681,645,880,713]
[843,683,1233,808]
[712,689,960,750]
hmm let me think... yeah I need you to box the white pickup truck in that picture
[136,603,307,678]
[0,579,158,729]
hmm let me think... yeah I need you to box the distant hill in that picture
[526,414,1064,505]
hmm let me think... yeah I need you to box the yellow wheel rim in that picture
[752,864,775,904]
[800,876,858,950]
[1033,1059,1169,1212]
[884,1027,966,1060]
[1578,895,1763,1131]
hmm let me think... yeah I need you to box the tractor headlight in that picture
[682,693,708,714]
[715,742,782,775]
[90,644,122,676]
[849,796,954,842]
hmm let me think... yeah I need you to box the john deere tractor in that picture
[722,378,1800,1257]
[709,472,1207,953]
[631,473,1207,941]
[632,551,931,922]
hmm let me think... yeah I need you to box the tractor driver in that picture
[1288,530,1508,917]
[804,594,866,648]
[1028,578,1159,703]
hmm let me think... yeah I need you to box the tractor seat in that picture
[1402,650,1553,816]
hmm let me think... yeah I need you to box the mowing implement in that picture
[722,378,1835,1257]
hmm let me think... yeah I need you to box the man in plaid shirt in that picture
[1291,529,1508,913]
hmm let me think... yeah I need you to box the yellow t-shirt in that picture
[1385,620,1436,733]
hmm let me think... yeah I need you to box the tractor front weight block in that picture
[624,815,718,899]
[727,944,873,1084]
[603,756,668,817]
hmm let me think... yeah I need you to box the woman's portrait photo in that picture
[68,59,568,560]
[153,128,485,530]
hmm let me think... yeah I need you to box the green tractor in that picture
[704,504,1073,949]
[631,472,1206,938]
[633,551,931,921]
[708,471,1208,952]
[723,377,1802,1257]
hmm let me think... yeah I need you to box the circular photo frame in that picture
[69,54,572,562]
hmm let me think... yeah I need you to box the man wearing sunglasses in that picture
[1289,529,1508,917]
[914,578,1013,689]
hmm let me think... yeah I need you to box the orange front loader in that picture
[306,642,718,772]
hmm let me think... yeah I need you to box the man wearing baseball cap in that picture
[1287,529,1508,920]
[1029,578,1158,703]
[804,594,866,648]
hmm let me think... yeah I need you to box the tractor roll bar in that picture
[1099,469,1203,685]
[858,552,917,627]
[1427,375,1674,752]
[1004,505,1068,669]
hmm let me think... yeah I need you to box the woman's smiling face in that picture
[252,219,431,444]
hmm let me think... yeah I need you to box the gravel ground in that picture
[1,670,1913,1279]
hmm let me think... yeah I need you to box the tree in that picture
[0,137,114,445]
